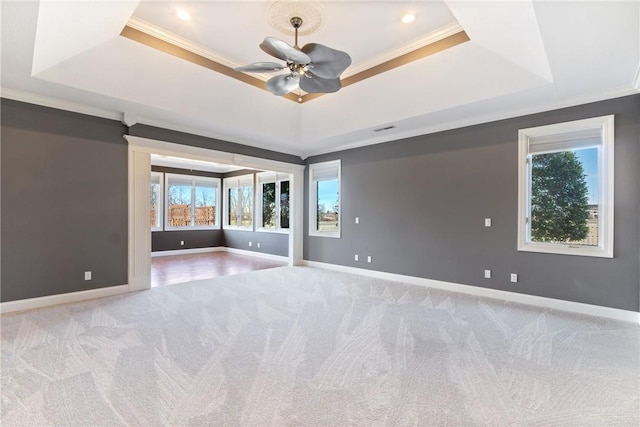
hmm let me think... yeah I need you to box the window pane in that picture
[150,182,160,228]
[240,186,253,227]
[280,180,290,229]
[262,182,276,229]
[228,187,238,226]
[530,147,597,246]
[316,179,339,232]
[167,183,192,227]
[195,186,216,226]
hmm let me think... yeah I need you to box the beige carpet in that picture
[2,266,638,426]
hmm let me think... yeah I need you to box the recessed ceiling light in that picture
[402,12,415,24]
[176,8,191,21]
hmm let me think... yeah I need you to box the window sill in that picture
[309,231,341,239]
[163,226,221,231]
[518,242,612,258]
[256,228,289,234]
[223,226,254,232]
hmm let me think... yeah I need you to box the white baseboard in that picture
[224,247,288,263]
[151,246,287,263]
[151,247,224,257]
[1,284,130,315]
[302,261,640,325]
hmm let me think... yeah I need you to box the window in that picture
[165,173,220,230]
[256,172,290,232]
[224,174,254,229]
[309,160,340,238]
[150,172,163,231]
[518,115,614,257]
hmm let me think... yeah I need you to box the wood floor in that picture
[151,251,287,287]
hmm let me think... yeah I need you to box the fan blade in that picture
[302,43,352,80]
[235,62,286,73]
[260,37,311,65]
[299,72,341,94]
[266,73,300,96]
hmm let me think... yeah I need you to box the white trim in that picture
[151,247,223,257]
[0,285,129,315]
[517,115,614,258]
[224,247,288,263]
[129,149,152,291]
[302,261,640,325]
[152,246,286,262]
[0,87,121,121]
[632,62,640,91]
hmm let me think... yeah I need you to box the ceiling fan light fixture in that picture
[235,12,351,97]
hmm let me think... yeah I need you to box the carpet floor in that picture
[1,266,638,426]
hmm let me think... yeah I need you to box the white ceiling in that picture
[2,1,639,159]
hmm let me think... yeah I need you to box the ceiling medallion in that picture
[268,0,325,37]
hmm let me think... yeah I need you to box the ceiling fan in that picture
[235,17,351,96]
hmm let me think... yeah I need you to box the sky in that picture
[317,179,339,212]
[574,147,598,205]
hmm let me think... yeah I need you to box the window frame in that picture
[164,173,221,231]
[308,160,341,238]
[517,115,614,258]
[256,172,291,234]
[150,171,164,232]
[223,174,255,231]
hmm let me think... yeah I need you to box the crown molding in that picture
[343,22,465,78]
[126,17,272,82]
[0,87,122,121]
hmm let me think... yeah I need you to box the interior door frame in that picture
[126,135,305,292]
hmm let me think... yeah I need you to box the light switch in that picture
[484,218,492,227]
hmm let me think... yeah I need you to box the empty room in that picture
[1,0,639,425]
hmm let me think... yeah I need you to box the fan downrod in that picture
[290,17,303,49]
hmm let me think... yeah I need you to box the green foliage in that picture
[530,151,589,242]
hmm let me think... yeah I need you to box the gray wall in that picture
[1,99,128,302]
[223,230,289,257]
[151,166,224,252]
[304,94,640,312]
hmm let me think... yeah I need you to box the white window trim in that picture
[150,171,164,232]
[256,172,291,234]
[223,174,254,231]
[517,115,614,258]
[164,173,221,231]
[308,160,341,238]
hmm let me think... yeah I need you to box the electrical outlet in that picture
[84,271,92,281]
[484,218,492,227]
[249,241,252,247]
[354,254,359,261]
[367,256,372,263]
[257,243,261,248]
[484,269,491,279]
[355,217,360,224]
[180,240,185,246]
[510,273,518,283]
